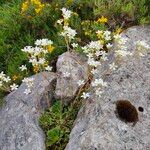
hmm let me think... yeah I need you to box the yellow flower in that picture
[12,75,19,81]
[21,1,28,13]
[31,0,41,5]
[35,8,42,13]
[96,30,103,39]
[115,28,122,34]
[47,45,55,53]
[99,40,104,45]
[64,20,69,26]
[33,65,39,73]
[97,16,108,23]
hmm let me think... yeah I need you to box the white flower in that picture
[61,7,72,19]
[38,58,46,65]
[91,68,98,75]
[114,34,122,41]
[106,43,113,49]
[3,76,11,83]
[104,31,111,36]
[103,30,111,41]
[88,41,103,50]
[95,51,102,57]
[136,40,150,49]
[63,72,70,78]
[115,50,132,57]
[0,72,11,83]
[92,78,107,87]
[81,92,90,99]
[60,26,77,40]
[33,47,43,56]
[82,46,89,54]
[71,43,78,48]
[87,53,94,59]
[29,58,38,65]
[109,62,117,71]
[87,58,101,67]
[45,66,52,71]
[22,77,34,88]
[21,46,34,54]
[10,83,18,91]
[95,88,104,97]
[0,71,5,80]
[101,55,108,61]
[24,88,31,95]
[19,65,27,71]
[101,51,108,61]
[117,37,127,45]
[35,39,53,46]
[57,19,63,25]
[77,80,85,86]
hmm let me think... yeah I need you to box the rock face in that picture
[65,26,150,150]
[55,51,89,103]
[0,72,56,150]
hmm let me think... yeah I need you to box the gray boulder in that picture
[65,26,150,150]
[0,72,56,150]
[55,51,89,103]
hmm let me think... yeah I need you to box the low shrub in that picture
[39,99,81,150]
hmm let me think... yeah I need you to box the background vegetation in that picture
[0,0,149,77]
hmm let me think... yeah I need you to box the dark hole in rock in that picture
[116,100,139,124]
[126,74,131,78]
[138,107,144,112]
[119,77,123,82]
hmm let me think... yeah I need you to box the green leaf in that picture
[46,126,62,147]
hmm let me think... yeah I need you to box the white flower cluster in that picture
[21,39,53,72]
[0,71,18,91]
[0,71,11,89]
[22,77,34,95]
[82,40,109,68]
[135,40,150,57]
[35,39,53,46]
[61,7,72,20]
[60,26,77,40]
[96,30,112,41]
[22,46,46,65]
[58,8,77,44]
[103,30,111,41]
[91,78,107,98]
[0,71,11,85]
[82,41,103,54]
[91,78,107,87]
[114,34,132,57]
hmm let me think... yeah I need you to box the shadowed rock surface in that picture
[65,26,150,150]
[0,72,56,150]
[55,51,89,103]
